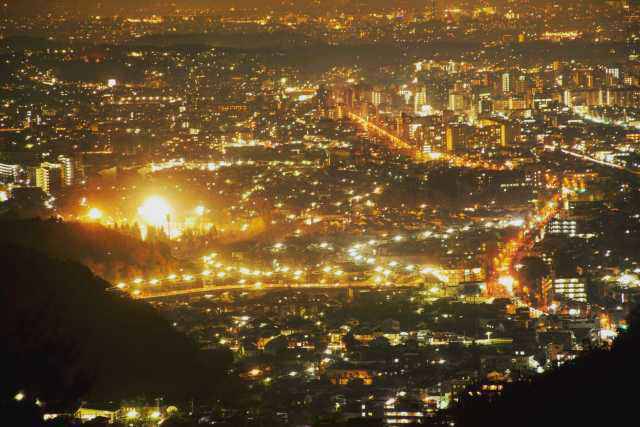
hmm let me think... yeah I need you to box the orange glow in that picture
[138,196,171,227]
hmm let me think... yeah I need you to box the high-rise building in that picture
[563,89,573,107]
[399,113,412,140]
[58,155,84,186]
[0,163,21,184]
[605,66,620,80]
[477,95,493,115]
[473,124,503,149]
[418,115,444,153]
[476,117,514,146]
[446,123,471,153]
[414,86,428,114]
[515,75,529,94]
[448,91,467,111]
[547,218,578,237]
[501,72,511,94]
[35,162,63,194]
[552,277,587,303]
[370,88,383,107]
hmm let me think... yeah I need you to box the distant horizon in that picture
[1,1,570,16]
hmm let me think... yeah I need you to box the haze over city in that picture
[1,1,640,426]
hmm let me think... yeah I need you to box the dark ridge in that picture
[0,244,234,423]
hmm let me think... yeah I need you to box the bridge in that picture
[133,281,423,300]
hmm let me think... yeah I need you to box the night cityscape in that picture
[2,1,640,426]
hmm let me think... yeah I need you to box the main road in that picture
[346,110,505,170]
[560,148,640,177]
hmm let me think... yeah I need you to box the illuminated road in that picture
[489,192,561,309]
[347,107,555,309]
[560,148,640,176]
[346,110,505,170]
[347,111,427,161]
[121,249,452,301]
[133,281,423,300]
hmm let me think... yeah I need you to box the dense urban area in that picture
[2,1,640,426]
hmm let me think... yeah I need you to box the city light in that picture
[498,276,516,294]
[125,409,139,419]
[3,3,638,426]
[87,207,103,220]
[138,196,172,227]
